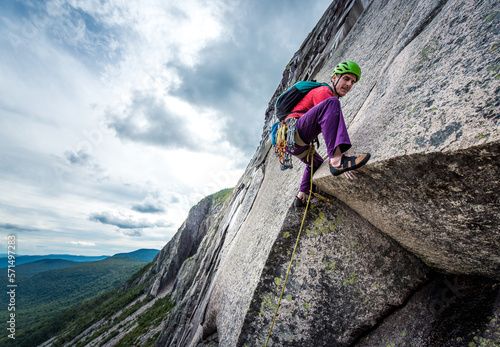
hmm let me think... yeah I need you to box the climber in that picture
[286,61,371,207]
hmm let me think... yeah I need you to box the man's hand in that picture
[297,191,307,202]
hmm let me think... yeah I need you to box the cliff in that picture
[46,0,499,346]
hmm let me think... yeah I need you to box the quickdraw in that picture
[310,191,334,204]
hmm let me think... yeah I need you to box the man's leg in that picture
[286,143,323,205]
[296,97,351,159]
[296,97,370,177]
[298,149,324,194]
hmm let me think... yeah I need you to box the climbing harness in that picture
[273,118,298,170]
[265,146,316,347]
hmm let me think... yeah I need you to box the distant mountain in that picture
[0,256,148,341]
[111,248,160,262]
[0,254,108,267]
[0,249,160,269]
[12,258,80,277]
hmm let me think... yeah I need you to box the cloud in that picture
[69,240,96,246]
[89,211,152,229]
[88,211,170,230]
[168,36,266,156]
[107,92,200,149]
[64,150,91,165]
[131,199,165,214]
[0,223,42,232]
[121,229,143,237]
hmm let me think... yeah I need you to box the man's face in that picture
[332,73,357,96]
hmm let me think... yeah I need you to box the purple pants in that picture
[287,97,351,193]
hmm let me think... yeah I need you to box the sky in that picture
[0,0,332,256]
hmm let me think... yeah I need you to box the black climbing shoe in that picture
[294,196,307,207]
[329,153,371,176]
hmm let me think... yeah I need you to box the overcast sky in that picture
[0,0,332,256]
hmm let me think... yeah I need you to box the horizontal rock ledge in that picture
[313,141,500,280]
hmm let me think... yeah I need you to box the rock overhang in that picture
[313,140,500,280]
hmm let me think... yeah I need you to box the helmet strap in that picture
[332,74,344,97]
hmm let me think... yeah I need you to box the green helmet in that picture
[331,61,361,82]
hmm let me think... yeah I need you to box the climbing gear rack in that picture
[274,118,297,170]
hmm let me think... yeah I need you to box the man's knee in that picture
[317,97,340,120]
[321,96,340,109]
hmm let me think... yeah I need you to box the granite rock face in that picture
[146,191,229,296]
[311,0,500,280]
[354,274,500,346]
[238,199,428,346]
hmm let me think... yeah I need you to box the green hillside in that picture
[0,254,108,267]
[3,262,167,347]
[10,258,80,276]
[0,256,147,345]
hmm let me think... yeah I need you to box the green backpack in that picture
[275,81,333,121]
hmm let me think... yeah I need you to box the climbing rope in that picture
[265,145,316,347]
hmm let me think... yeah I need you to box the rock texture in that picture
[146,191,229,296]
[238,199,428,346]
[46,0,499,346]
[354,274,500,346]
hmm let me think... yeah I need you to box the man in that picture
[285,61,371,207]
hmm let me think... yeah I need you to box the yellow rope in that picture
[264,146,315,347]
